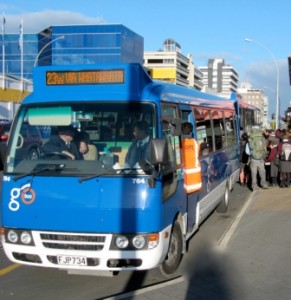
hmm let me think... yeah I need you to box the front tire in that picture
[160,221,183,276]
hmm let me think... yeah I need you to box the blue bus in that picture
[1,63,241,276]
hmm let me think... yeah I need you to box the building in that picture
[200,58,239,97]
[0,24,143,119]
[1,32,38,83]
[237,82,268,128]
[0,74,32,120]
[143,39,203,90]
[1,24,143,81]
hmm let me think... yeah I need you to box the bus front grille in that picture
[40,233,106,251]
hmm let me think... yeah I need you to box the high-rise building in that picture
[0,24,143,81]
[237,82,268,127]
[143,39,203,90]
[0,24,143,120]
[200,58,239,97]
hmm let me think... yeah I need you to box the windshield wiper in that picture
[78,163,156,183]
[78,166,119,183]
[13,164,65,181]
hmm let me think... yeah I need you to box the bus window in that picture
[212,110,225,151]
[161,104,181,167]
[6,102,156,174]
[194,108,213,156]
[224,110,237,147]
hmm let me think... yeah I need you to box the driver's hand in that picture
[62,150,75,160]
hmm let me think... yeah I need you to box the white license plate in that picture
[57,255,87,266]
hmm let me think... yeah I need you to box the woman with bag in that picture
[277,133,291,188]
[239,132,250,186]
[265,140,279,186]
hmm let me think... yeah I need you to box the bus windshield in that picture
[6,102,156,176]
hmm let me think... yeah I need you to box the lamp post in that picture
[34,35,65,67]
[244,38,280,129]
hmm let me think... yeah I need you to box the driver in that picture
[42,126,83,160]
[125,121,151,167]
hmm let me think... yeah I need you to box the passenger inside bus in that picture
[79,132,98,160]
[125,121,151,167]
[181,122,193,138]
[200,138,210,156]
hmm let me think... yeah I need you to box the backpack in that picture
[281,142,291,161]
[248,129,267,160]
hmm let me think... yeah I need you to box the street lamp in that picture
[34,35,65,67]
[244,38,280,129]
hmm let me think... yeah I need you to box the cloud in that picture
[243,59,291,117]
[2,10,102,33]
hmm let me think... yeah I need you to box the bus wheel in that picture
[160,221,183,276]
[216,180,229,213]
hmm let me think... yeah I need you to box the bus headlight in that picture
[7,230,18,243]
[115,236,129,249]
[21,231,32,245]
[5,228,35,245]
[110,233,159,250]
[132,235,146,249]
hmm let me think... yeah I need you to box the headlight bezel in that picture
[110,233,159,250]
[5,228,35,246]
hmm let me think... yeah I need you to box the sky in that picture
[1,0,291,118]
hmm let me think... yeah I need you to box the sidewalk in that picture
[111,186,291,300]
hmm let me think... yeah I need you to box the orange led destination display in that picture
[46,69,124,85]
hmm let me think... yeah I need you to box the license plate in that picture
[57,255,87,266]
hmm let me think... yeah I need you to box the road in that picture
[0,183,250,300]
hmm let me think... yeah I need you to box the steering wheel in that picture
[42,152,73,160]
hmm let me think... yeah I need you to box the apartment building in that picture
[143,39,203,90]
[200,58,239,97]
[237,82,269,128]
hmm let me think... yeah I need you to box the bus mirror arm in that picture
[138,160,159,189]
[162,118,181,136]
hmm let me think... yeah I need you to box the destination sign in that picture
[46,69,124,86]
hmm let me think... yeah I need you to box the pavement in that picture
[106,185,291,300]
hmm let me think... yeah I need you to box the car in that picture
[0,122,12,170]
[0,122,43,170]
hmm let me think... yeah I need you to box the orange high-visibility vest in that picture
[182,138,202,193]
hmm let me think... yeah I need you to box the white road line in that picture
[218,190,257,250]
[102,276,184,300]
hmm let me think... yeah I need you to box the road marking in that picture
[218,190,257,250]
[102,276,184,300]
[0,263,21,276]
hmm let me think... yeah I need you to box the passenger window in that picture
[194,108,212,156]
[212,110,224,151]
[224,111,237,147]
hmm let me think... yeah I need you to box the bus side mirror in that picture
[150,138,168,165]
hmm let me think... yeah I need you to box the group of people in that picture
[239,128,291,190]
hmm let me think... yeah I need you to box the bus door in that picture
[161,104,185,223]
[180,108,199,232]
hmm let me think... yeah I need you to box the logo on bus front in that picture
[9,184,36,211]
